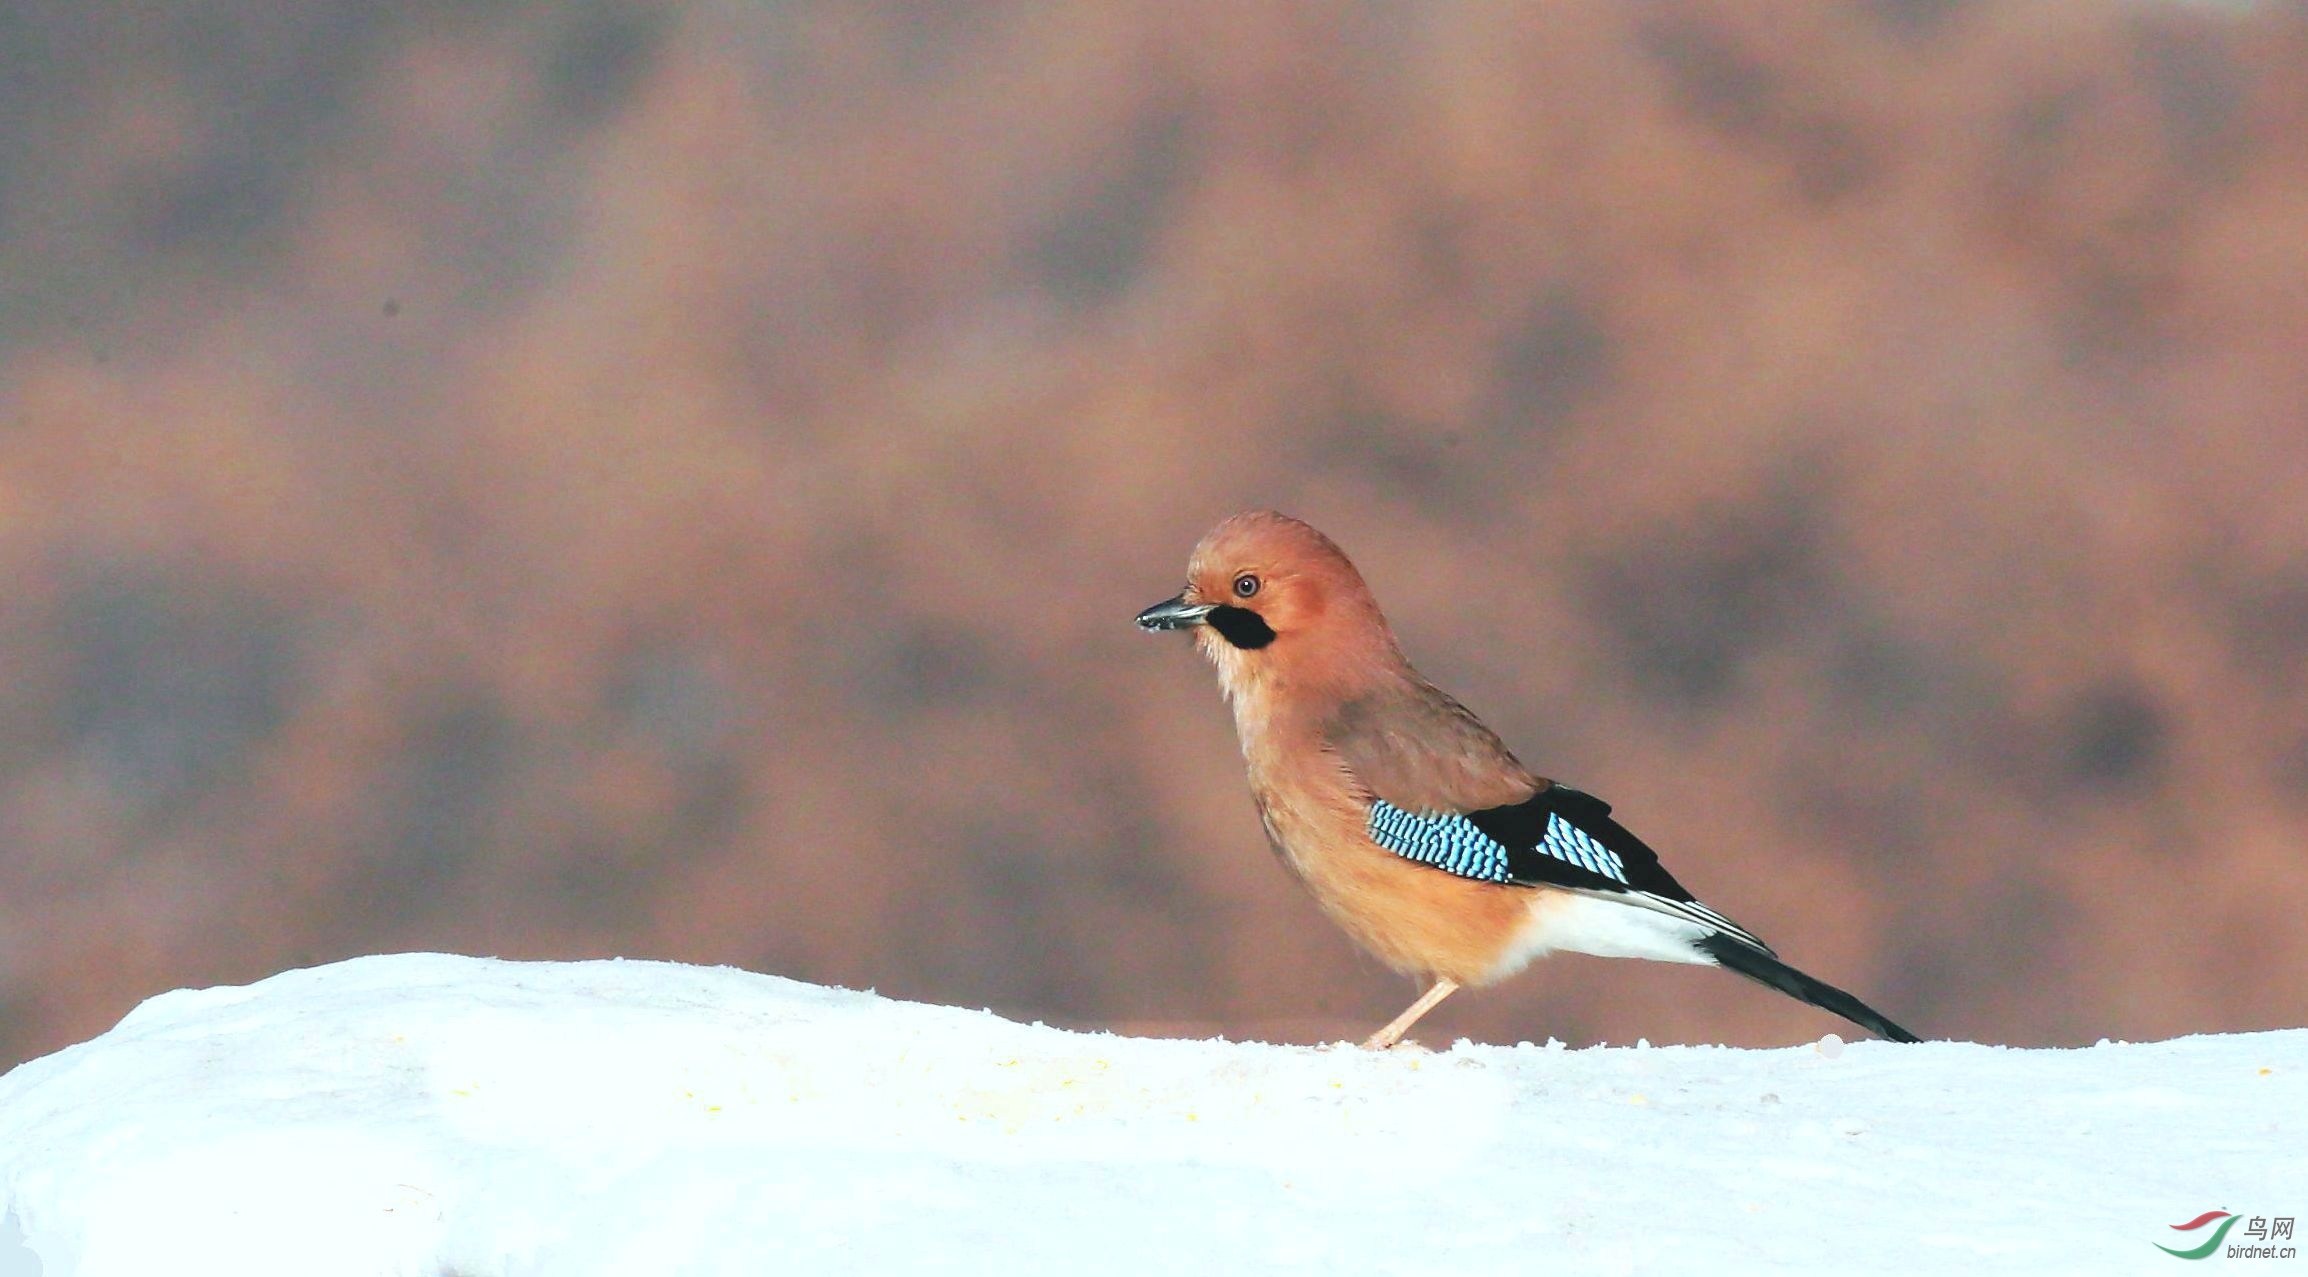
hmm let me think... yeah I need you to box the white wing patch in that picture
[1508,891,1717,969]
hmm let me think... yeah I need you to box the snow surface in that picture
[0,953,2299,1276]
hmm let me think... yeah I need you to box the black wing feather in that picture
[1465,784,1698,902]
[1463,783,1773,952]
[1369,783,1921,1041]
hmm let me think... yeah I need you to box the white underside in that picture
[1489,890,1717,982]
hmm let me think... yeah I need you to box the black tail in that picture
[1696,934,1921,1043]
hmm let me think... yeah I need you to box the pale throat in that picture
[1199,635,1278,750]
[1198,631,1257,701]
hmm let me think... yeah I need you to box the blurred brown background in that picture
[2,0,2305,1069]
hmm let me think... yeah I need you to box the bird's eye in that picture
[1232,573,1260,599]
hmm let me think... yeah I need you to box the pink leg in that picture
[1362,978,1461,1049]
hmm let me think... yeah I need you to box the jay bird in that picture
[1137,511,1919,1049]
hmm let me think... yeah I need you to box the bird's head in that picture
[1135,511,1400,702]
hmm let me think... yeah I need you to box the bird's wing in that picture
[1323,683,1773,952]
[1363,783,1775,955]
[1324,679,1543,813]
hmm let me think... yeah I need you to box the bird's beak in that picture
[1135,593,1215,631]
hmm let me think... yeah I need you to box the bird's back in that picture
[1323,673,1542,814]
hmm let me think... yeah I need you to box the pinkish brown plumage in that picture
[1138,511,1918,1048]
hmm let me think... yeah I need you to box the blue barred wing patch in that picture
[1367,799,1513,882]
[1539,812,1628,883]
[1367,799,1630,887]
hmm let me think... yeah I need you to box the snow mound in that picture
[0,953,2299,1275]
